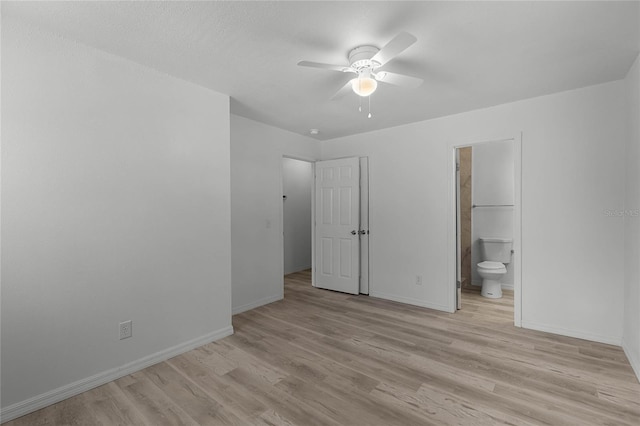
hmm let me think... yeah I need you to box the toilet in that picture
[477,237,512,298]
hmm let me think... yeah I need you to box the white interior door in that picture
[315,157,360,294]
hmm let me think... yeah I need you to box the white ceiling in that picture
[4,1,639,140]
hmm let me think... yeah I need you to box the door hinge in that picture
[456,162,460,172]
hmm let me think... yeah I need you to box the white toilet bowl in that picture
[477,261,506,298]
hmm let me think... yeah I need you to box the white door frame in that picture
[455,148,462,310]
[447,134,523,326]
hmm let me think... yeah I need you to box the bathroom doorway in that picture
[451,137,522,326]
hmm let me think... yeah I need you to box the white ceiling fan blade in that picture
[330,79,355,100]
[370,32,417,67]
[375,71,423,89]
[297,61,353,73]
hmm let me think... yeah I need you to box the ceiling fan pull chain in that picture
[359,95,362,113]
[368,96,372,119]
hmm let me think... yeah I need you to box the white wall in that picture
[472,141,515,206]
[623,52,640,381]
[322,80,626,345]
[471,141,515,286]
[1,20,232,418]
[231,115,320,314]
[283,158,313,274]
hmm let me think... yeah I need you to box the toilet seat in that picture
[477,261,504,269]
[477,261,506,299]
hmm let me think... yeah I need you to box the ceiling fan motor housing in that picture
[348,45,381,72]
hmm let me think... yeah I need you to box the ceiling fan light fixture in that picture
[351,76,377,97]
[297,32,422,111]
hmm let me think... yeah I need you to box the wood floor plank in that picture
[85,382,148,426]
[142,363,245,425]
[371,380,532,426]
[249,409,296,426]
[223,367,340,426]
[116,371,199,426]
[5,269,640,426]
[167,353,268,421]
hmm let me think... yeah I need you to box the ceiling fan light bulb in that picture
[351,77,377,97]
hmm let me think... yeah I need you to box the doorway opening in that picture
[282,157,313,276]
[281,156,370,296]
[451,137,522,326]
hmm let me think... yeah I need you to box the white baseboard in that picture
[232,294,283,315]
[622,339,640,384]
[370,291,450,312]
[0,326,234,424]
[521,320,621,346]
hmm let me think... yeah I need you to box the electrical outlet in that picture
[119,320,132,340]
[416,275,423,286]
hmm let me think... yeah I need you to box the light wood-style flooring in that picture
[6,270,640,425]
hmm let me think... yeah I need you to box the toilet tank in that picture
[479,238,513,263]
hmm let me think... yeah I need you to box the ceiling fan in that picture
[297,32,424,108]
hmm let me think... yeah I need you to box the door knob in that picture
[351,230,357,235]
[358,230,366,235]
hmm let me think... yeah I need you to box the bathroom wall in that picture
[471,140,515,287]
[459,147,473,287]
[282,158,313,275]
